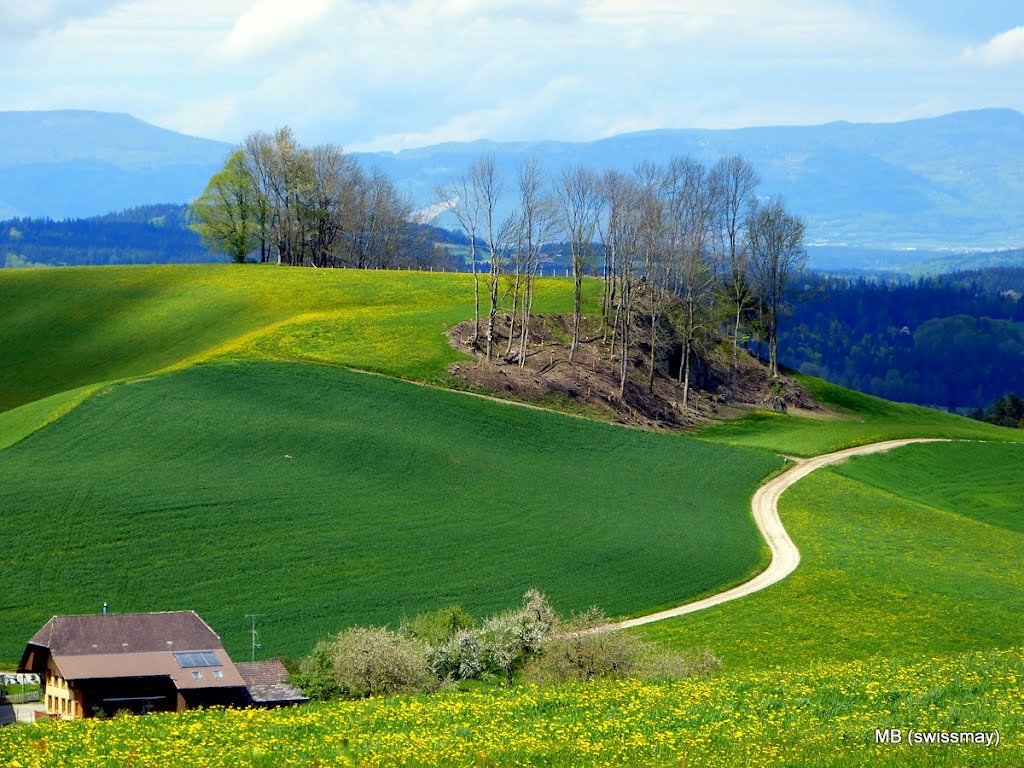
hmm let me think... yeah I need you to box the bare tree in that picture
[349,167,413,270]
[747,196,806,377]
[510,157,557,365]
[305,144,356,267]
[470,155,514,362]
[597,169,624,345]
[666,157,717,410]
[437,167,484,343]
[635,161,671,393]
[556,165,601,361]
[598,170,642,398]
[242,131,275,263]
[710,156,760,371]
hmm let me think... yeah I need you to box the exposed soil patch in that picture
[448,313,824,429]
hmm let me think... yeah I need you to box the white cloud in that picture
[963,26,1024,65]
[221,0,332,61]
[0,0,1021,150]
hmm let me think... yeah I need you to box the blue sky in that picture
[0,1,1021,151]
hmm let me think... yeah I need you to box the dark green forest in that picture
[779,270,1024,411]
[1,205,210,267]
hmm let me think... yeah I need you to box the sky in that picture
[1,0,1022,152]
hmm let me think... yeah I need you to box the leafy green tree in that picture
[189,150,261,263]
[988,393,1024,428]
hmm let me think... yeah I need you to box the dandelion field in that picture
[2,646,1022,767]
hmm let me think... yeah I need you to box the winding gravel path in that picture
[614,437,947,629]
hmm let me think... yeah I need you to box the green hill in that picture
[0,263,598,416]
[0,359,780,663]
[2,263,1024,764]
[696,376,1022,456]
[638,440,1024,669]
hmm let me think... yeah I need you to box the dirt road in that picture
[614,438,946,629]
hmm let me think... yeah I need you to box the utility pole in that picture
[244,614,264,663]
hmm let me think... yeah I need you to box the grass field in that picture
[0,359,781,664]
[830,440,1024,534]
[696,376,1024,455]
[0,263,600,413]
[2,645,1022,766]
[637,441,1024,669]
[3,263,1024,764]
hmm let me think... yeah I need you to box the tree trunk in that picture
[619,319,629,399]
[486,269,498,362]
[471,241,480,344]
[647,310,657,393]
[682,341,691,411]
[505,271,521,358]
[570,269,582,361]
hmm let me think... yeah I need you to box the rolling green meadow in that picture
[697,376,1024,455]
[637,441,1024,668]
[2,263,1024,765]
[0,263,601,413]
[0,359,780,663]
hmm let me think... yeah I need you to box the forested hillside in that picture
[1,205,209,267]
[780,269,1024,410]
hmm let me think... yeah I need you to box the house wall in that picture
[44,657,82,719]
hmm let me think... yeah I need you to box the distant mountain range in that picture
[362,109,1024,251]
[0,111,231,220]
[2,108,1023,253]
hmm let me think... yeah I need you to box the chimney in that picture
[103,602,109,615]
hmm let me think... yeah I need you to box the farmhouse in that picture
[17,610,303,719]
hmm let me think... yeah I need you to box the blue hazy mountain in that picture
[0,110,232,219]
[2,108,1022,252]
[361,108,1024,250]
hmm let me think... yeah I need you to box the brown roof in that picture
[51,650,246,690]
[21,611,247,692]
[29,611,223,655]
[236,660,308,704]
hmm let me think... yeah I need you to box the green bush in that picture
[330,627,432,698]
[289,642,341,701]
[525,607,722,684]
[402,605,475,647]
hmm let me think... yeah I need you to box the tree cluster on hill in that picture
[438,153,806,412]
[779,271,1024,410]
[0,202,467,270]
[0,204,210,267]
[192,138,807,404]
[190,127,457,271]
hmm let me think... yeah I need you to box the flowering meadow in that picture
[3,646,1022,767]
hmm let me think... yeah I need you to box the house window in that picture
[212,670,223,679]
[191,671,203,680]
